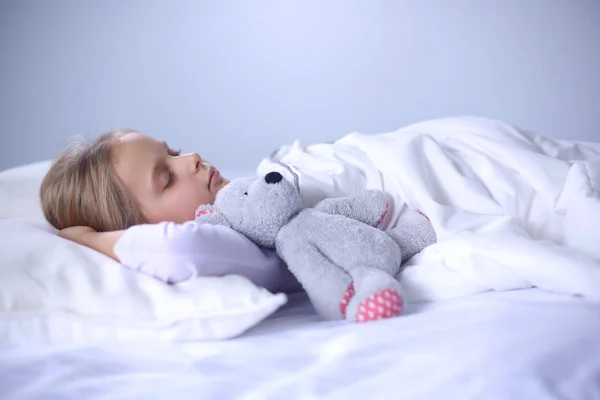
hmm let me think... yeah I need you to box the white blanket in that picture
[261,117,600,302]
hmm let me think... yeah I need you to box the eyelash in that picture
[168,148,181,157]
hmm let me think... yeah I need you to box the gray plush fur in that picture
[196,172,437,321]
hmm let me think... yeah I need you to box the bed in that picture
[2,117,600,400]
[1,289,599,399]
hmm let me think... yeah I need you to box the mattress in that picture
[1,289,599,400]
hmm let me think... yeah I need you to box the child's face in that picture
[112,132,229,224]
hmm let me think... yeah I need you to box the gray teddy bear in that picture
[195,172,436,323]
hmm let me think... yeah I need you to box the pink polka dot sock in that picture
[340,283,404,322]
[354,288,403,323]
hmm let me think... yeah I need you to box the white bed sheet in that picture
[1,289,599,400]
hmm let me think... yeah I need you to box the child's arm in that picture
[57,222,297,292]
[59,226,123,261]
[62,221,298,293]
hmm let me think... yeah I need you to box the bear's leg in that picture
[283,243,353,320]
[343,267,405,323]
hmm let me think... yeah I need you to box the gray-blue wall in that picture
[1,0,599,171]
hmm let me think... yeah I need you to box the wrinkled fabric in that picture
[261,116,600,302]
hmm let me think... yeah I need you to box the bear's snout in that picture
[265,172,283,184]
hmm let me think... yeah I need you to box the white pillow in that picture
[0,218,287,345]
[0,160,52,220]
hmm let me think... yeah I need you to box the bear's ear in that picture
[195,204,216,218]
[195,204,231,228]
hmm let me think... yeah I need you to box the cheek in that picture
[178,183,214,215]
[149,183,214,223]
[186,182,213,205]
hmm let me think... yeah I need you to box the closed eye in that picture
[165,170,175,189]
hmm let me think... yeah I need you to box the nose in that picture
[265,171,283,184]
[189,153,202,173]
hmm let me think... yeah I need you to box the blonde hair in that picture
[40,129,146,232]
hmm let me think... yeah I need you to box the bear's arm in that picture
[313,189,390,228]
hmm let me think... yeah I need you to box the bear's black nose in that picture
[265,171,283,184]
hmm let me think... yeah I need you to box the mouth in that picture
[209,167,220,188]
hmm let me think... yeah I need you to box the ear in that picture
[195,204,231,228]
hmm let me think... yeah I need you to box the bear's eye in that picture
[244,192,248,196]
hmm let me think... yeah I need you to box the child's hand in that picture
[59,226,123,262]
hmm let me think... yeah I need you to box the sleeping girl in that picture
[40,117,600,303]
